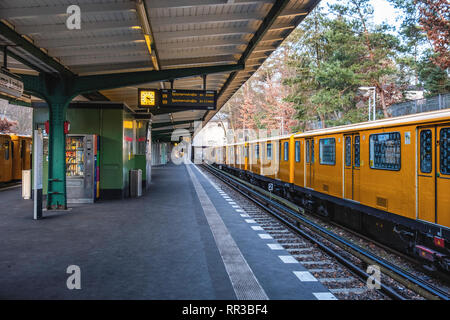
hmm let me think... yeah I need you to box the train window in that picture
[279,142,282,160]
[21,140,26,159]
[345,136,352,166]
[420,130,432,174]
[284,142,289,161]
[354,136,360,167]
[369,132,401,171]
[245,146,248,158]
[4,142,10,160]
[255,144,260,159]
[295,141,301,162]
[319,138,336,165]
[267,143,273,160]
[440,128,450,175]
[306,140,310,163]
[311,141,315,163]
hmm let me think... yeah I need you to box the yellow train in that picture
[0,134,32,183]
[212,109,450,270]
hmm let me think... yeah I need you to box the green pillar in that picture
[47,97,70,209]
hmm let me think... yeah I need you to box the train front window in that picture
[267,143,273,160]
[284,142,289,161]
[440,128,450,175]
[369,132,401,171]
[21,140,26,159]
[295,141,300,162]
[306,140,310,163]
[279,142,282,160]
[345,136,352,167]
[354,136,360,167]
[4,142,10,160]
[420,130,432,174]
[255,145,260,159]
[319,138,336,165]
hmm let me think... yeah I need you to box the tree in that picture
[417,0,449,70]
[0,116,18,132]
[388,0,449,95]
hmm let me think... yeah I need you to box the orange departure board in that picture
[138,88,217,110]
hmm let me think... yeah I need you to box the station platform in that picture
[0,163,334,300]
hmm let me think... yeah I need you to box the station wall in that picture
[32,102,151,200]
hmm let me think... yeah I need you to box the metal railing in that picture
[387,93,450,117]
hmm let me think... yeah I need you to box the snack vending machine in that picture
[66,134,99,203]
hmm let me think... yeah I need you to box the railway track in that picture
[200,163,450,300]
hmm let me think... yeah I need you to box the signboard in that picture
[138,89,217,110]
[0,71,23,98]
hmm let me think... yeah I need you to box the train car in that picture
[0,134,13,183]
[217,110,450,271]
[11,135,32,180]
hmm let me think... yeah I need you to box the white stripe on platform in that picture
[258,234,273,239]
[188,164,268,300]
[267,244,284,250]
[279,256,299,264]
[293,271,318,282]
[251,226,264,231]
[245,219,256,224]
[313,292,337,300]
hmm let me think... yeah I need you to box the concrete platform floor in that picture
[0,163,333,300]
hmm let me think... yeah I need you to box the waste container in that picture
[130,169,142,198]
[22,169,31,199]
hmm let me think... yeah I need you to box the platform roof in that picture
[0,0,319,138]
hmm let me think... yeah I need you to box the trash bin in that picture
[22,169,31,200]
[130,169,142,198]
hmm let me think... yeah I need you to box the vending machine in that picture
[66,134,99,203]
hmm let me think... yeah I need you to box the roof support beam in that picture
[0,21,71,76]
[218,0,292,99]
[71,63,244,95]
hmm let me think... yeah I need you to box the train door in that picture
[417,125,450,226]
[437,126,450,227]
[344,134,361,201]
[305,138,314,188]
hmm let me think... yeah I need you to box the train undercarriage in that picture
[215,164,450,273]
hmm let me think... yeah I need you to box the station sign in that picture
[138,88,217,110]
[0,71,23,98]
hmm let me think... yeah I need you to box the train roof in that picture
[293,109,450,138]
[218,109,450,147]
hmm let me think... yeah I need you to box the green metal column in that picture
[47,97,70,209]
[21,64,243,209]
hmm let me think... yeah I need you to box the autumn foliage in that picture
[417,0,449,70]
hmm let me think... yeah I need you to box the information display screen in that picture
[138,88,217,110]
[160,89,217,110]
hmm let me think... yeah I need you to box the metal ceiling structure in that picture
[0,0,320,137]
